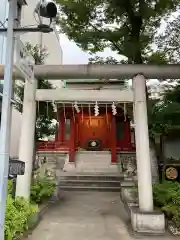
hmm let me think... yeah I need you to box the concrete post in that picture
[16,79,37,199]
[133,74,153,212]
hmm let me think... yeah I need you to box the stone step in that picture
[57,172,123,192]
[58,179,121,187]
[76,157,110,159]
[75,167,117,171]
[57,185,120,192]
[76,160,111,162]
[76,163,111,166]
[59,174,123,181]
[77,151,111,154]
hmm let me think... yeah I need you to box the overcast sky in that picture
[59,33,123,64]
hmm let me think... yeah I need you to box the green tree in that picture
[57,0,180,63]
[149,12,180,138]
[156,14,180,63]
[14,43,56,140]
[88,56,120,64]
[147,83,180,179]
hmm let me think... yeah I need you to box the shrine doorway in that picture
[77,115,111,150]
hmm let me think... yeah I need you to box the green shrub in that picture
[153,181,180,207]
[172,210,180,229]
[161,204,179,218]
[4,177,54,239]
[153,181,180,228]
[8,180,13,194]
[5,195,38,240]
[30,176,56,204]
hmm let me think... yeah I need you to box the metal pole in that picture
[12,177,17,199]
[0,0,16,238]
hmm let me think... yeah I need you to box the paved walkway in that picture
[26,192,175,240]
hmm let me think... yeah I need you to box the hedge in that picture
[5,176,56,240]
[5,195,38,240]
[153,181,180,228]
[30,176,56,204]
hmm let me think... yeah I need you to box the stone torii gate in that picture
[1,63,179,235]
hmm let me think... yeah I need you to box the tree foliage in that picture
[57,0,180,63]
[148,83,180,137]
[148,12,180,137]
[156,14,180,63]
[14,43,56,140]
[89,56,119,64]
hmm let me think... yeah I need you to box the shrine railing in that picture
[37,140,136,152]
[37,141,69,151]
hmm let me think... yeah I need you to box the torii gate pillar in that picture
[15,79,37,199]
[130,74,165,234]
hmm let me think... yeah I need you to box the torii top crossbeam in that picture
[0,64,180,79]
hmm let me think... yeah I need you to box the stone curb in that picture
[120,189,174,237]
[124,200,178,238]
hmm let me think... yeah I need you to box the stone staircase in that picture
[58,151,123,192]
[58,173,123,192]
[37,148,158,193]
[63,151,120,174]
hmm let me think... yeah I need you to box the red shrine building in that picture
[37,80,136,165]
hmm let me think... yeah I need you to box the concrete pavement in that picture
[26,191,175,240]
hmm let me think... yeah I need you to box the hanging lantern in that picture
[94,101,99,116]
[112,102,117,115]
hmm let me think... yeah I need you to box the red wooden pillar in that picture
[69,118,76,162]
[111,116,117,163]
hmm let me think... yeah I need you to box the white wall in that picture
[10,107,22,158]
